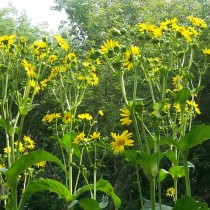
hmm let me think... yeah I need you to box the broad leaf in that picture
[178,125,210,152]
[59,131,77,151]
[76,179,121,210]
[159,169,169,182]
[169,166,185,178]
[79,198,100,210]
[172,196,208,210]
[19,179,75,210]
[5,150,67,188]
[164,150,178,165]
[139,153,163,180]
[160,137,179,148]
[99,196,109,209]
[176,88,190,112]
[0,117,14,135]
[123,149,141,167]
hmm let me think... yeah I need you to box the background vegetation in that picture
[1,0,210,209]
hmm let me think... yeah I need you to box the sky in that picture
[0,0,68,31]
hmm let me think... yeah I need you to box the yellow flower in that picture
[166,187,175,197]
[90,132,101,140]
[187,100,201,114]
[29,79,36,88]
[23,136,35,149]
[100,39,121,54]
[160,17,178,29]
[0,34,16,46]
[36,161,46,168]
[188,15,207,28]
[4,146,11,154]
[123,45,140,70]
[111,130,134,154]
[78,113,93,121]
[86,72,99,86]
[63,112,72,124]
[47,55,58,63]
[64,53,77,63]
[120,108,132,126]
[202,48,210,55]
[14,141,25,152]
[19,36,27,44]
[54,35,69,51]
[21,59,36,78]
[32,40,47,49]
[98,110,104,116]
[172,75,183,91]
[42,113,61,123]
[40,79,49,90]
[73,132,85,144]
[163,103,171,114]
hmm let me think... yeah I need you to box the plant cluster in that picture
[0,15,210,210]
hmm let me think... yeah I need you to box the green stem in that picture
[182,153,191,196]
[74,148,84,194]
[133,67,138,101]
[135,166,144,210]
[140,113,150,154]
[11,183,18,210]
[132,112,143,151]
[16,115,25,160]
[93,168,97,200]
[93,143,97,200]
[150,178,156,210]
[119,71,128,105]
[69,150,73,195]
[174,178,178,202]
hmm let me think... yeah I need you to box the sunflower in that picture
[73,132,85,144]
[90,132,101,141]
[54,35,69,51]
[42,113,61,123]
[21,59,36,78]
[78,113,93,121]
[111,130,134,154]
[188,15,207,28]
[120,108,132,126]
[100,39,121,54]
[23,136,35,149]
[123,45,140,70]
[63,112,72,124]
[36,161,46,168]
[98,109,104,116]
[166,187,175,198]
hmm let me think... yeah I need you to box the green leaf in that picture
[123,149,141,167]
[99,196,109,209]
[76,179,121,210]
[68,200,78,209]
[79,198,100,210]
[160,137,179,148]
[178,124,210,152]
[164,150,178,165]
[172,196,208,210]
[0,117,14,135]
[176,88,191,112]
[159,169,169,182]
[169,166,185,178]
[19,179,75,210]
[59,131,77,151]
[5,150,67,188]
[139,153,163,180]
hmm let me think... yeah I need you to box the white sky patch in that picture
[0,0,68,31]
